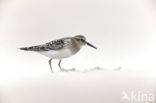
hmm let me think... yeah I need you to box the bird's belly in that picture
[38,49,73,59]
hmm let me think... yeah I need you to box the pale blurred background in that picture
[0,0,156,103]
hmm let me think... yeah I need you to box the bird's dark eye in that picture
[77,39,81,41]
[81,39,85,42]
[77,39,84,42]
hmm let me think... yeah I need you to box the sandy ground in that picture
[0,68,155,103]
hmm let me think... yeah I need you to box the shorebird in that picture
[20,35,97,72]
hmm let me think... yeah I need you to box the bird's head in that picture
[73,35,97,49]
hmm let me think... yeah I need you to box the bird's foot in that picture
[60,68,76,72]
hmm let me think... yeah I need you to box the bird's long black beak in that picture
[86,42,97,49]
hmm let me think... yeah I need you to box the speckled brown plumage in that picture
[20,35,97,72]
[20,37,70,51]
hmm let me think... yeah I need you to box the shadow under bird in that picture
[20,35,97,72]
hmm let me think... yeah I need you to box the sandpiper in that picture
[20,35,97,72]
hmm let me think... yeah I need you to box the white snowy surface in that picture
[0,0,156,103]
[0,68,155,103]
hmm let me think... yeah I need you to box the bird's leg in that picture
[48,58,53,73]
[58,59,63,71]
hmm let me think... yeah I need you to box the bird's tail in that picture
[19,46,34,51]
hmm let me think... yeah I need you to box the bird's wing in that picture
[20,37,71,51]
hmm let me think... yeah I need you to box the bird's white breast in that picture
[38,48,73,59]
